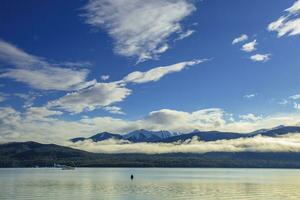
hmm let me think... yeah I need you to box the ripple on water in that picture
[0,168,300,200]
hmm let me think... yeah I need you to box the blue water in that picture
[0,168,300,200]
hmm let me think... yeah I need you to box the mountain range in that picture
[70,125,300,143]
[70,129,180,143]
[2,125,300,168]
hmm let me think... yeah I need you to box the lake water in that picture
[0,168,300,200]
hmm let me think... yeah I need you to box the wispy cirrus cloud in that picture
[121,59,203,84]
[82,0,197,62]
[0,39,95,91]
[268,0,300,37]
[47,59,205,113]
[175,29,195,41]
[243,93,257,99]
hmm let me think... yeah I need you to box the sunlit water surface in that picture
[0,168,300,200]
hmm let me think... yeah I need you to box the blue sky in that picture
[1,0,300,143]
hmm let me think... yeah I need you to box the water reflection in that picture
[0,168,300,200]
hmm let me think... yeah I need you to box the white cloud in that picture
[241,39,257,52]
[239,113,262,122]
[103,106,125,115]
[143,108,226,132]
[268,16,288,35]
[243,93,257,99]
[270,18,300,37]
[122,60,203,84]
[175,29,195,41]
[67,134,300,154]
[0,107,97,143]
[0,39,94,91]
[285,0,300,14]
[82,0,196,62]
[3,106,300,144]
[250,53,271,62]
[14,92,40,108]
[1,68,96,91]
[294,102,300,110]
[283,94,300,110]
[25,107,63,120]
[289,94,300,100]
[48,82,131,113]
[48,60,204,113]
[279,99,289,105]
[232,34,248,44]
[268,0,300,37]
[100,75,110,81]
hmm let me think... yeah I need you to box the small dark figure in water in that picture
[130,174,134,180]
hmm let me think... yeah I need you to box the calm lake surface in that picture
[0,168,300,200]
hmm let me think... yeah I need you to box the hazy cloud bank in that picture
[67,134,300,154]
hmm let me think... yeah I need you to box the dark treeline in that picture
[1,142,300,168]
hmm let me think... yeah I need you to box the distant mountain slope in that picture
[0,141,93,167]
[123,129,176,142]
[161,126,300,143]
[258,126,300,137]
[70,130,177,143]
[0,141,92,158]
[89,132,123,142]
[69,126,300,144]
[2,142,300,168]
[159,131,248,143]
[250,125,285,134]
[70,132,123,143]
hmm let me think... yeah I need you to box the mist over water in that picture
[1,168,300,200]
[67,133,300,154]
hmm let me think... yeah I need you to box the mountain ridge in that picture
[69,125,300,143]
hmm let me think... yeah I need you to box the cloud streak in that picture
[47,60,204,113]
[0,39,94,91]
[243,93,257,99]
[121,60,203,84]
[268,0,300,37]
[82,0,196,62]
[48,82,131,113]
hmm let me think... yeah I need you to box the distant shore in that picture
[1,141,300,168]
